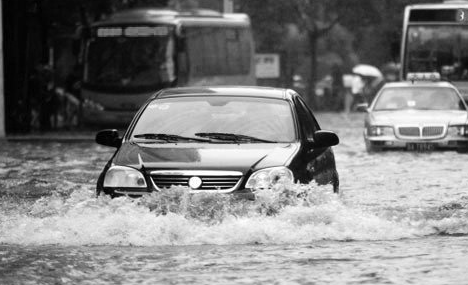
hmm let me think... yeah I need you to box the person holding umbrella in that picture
[351,64,384,110]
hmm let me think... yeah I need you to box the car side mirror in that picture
[309,130,339,148]
[356,103,369,112]
[96,129,122,148]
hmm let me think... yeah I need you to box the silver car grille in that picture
[422,126,444,137]
[150,170,243,192]
[398,127,420,137]
[397,125,445,139]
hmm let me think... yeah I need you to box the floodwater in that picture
[1,113,468,284]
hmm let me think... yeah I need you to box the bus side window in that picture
[177,36,188,84]
[185,27,251,77]
[225,28,251,75]
[177,36,186,53]
[185,27,204,77]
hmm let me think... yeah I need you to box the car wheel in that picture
[365,140,381,153]
[333,180,339,193]
[456,148,468,154]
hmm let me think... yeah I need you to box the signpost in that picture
[223,0,234,13]
[0,0,4,138]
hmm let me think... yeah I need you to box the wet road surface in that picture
[1,113,467,284]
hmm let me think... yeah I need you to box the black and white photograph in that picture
[1,0,468,284]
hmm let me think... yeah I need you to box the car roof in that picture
[151,86,294,100]
[382,81,458,89]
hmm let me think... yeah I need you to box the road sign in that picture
[255,53,280,79]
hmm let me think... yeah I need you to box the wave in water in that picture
[1,183,467,246]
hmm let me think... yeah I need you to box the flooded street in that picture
[1,113,468,284]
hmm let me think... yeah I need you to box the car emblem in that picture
[188,176,202,189]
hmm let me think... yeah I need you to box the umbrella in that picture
[352,64,383,78]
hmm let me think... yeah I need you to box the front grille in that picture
[151,171,242,191]
[398,127,420,137]
[422,126,444,137]
[398,126,445,138]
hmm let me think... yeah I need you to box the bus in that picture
[81,8,256,125]
[401,1,468,101]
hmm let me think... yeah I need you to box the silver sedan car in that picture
[361,81,468,152]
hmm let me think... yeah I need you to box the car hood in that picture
[113,142,300,173]
[369,110,468,125]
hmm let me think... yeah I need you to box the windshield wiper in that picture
[133,133,210,143]
[195,132,276,143]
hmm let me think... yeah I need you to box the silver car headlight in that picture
[104,166,147,188]
[245,167,294,190]
[367,126,394,137]
[448,125,468,137]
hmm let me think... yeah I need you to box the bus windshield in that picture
[406,26,468,81]
[85,35,175,88]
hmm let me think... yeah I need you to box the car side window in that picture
[295,96,319,140]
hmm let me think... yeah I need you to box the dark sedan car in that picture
[95,86,340,198]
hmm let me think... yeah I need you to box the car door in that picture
[292,95,339,192]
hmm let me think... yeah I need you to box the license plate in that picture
[406,143,435,151]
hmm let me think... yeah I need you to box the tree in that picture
[289,0,381,106]
[239,0,380,106]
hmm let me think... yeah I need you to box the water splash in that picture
[0,183,467,246]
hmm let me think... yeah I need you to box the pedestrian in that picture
[35,65,56,131]
[331,64,344,111]
[350,74,365,111]
[64,64,83,128]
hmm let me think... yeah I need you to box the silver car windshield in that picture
[131,96,296,143]
[373,87,466,111]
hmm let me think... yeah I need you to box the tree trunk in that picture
[308,29,317,109]
[0,0,4,137]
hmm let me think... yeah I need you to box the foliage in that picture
[238,1,297,52]
[41,0,170,29]
[37,0,444,91]
[240,0,441,61]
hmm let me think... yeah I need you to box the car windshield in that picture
[85,33,175,87]
[373,87,465,111]
[131,96,296,143]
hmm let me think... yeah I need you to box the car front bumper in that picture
[102,188,256,200]
[365,135,468,150]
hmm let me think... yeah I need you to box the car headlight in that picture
[448,125,468,137]
[367,126,394,136]
[104,166,147,188]
[245,167,294,190]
